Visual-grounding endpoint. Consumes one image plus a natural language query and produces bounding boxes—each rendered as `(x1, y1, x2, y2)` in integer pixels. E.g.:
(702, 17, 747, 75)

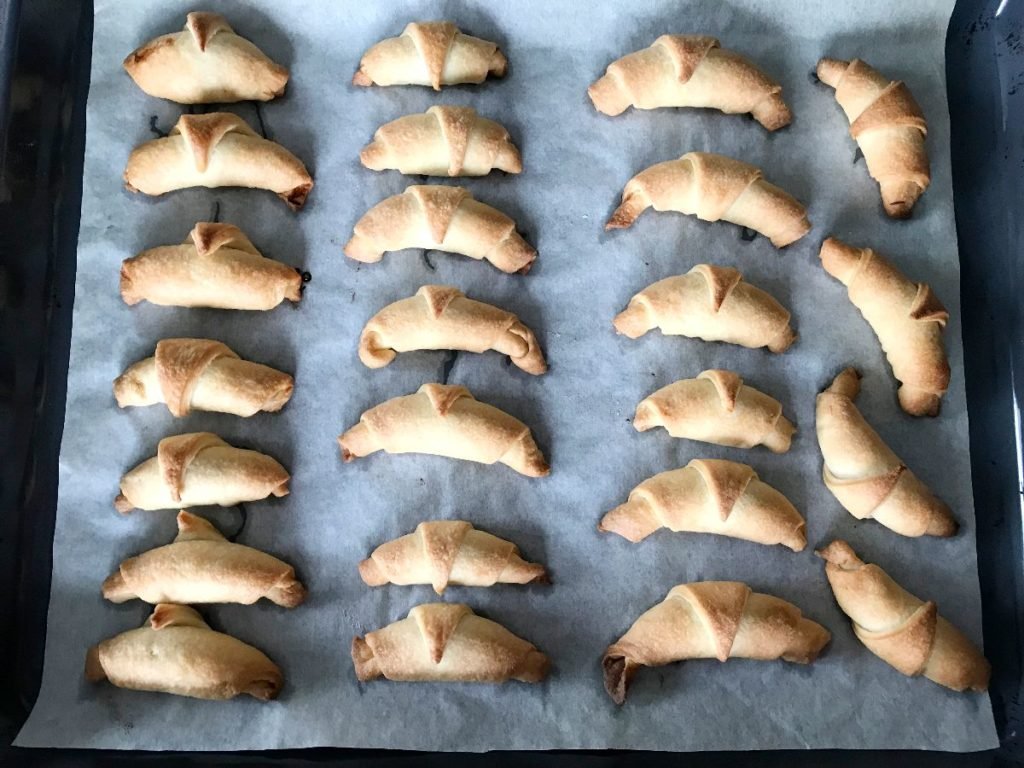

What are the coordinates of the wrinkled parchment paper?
(16, 0, 998, 752)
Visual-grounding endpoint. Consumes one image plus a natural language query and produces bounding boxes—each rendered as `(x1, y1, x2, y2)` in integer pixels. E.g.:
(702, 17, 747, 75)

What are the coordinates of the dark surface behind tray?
(0, 0, 1021, 764)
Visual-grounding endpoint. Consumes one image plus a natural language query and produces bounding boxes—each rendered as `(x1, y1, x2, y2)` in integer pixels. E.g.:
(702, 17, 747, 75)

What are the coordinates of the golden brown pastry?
(603, 581, 830, 704)
(634, 369, 795, 453)
(820, 238, 949, 417)
(85, 604, 282, 700)
(339, 383, 548, 477)
(344, 185, 536, 274)
(114, 338, 293, 417)
(817, 540, 989, 692)
(361, 105, 521, 176)
(359, 520, 546, 594)
(103, 511, 306, 607)
(599, 459, 806, 551)
(607, 152, 810, 247)
(115, 432, 290, 513)
(123, 12, 288, 103)
(359, 285, 546, 374)
(589, 35, 790, 130)
(816, 368, 956, 537)
(124, 113, 313, 209)
(613, 265, 795, 352)
(120, 222, 302, 310)
(816, 58, 929, 218)
(352, 603, 549, 683)
(353, 21, 507, 90)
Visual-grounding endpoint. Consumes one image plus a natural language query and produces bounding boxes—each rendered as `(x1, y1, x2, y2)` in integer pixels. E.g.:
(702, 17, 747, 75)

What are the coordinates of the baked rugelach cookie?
(114, 338, 293, 417)
(603, 581, 830, 704)
(339, 383, 548, 477)
(820, 238, 949, 416)
(634, 369, 795, 453)
(120, 222, 302, 310)
(607, 152, 810, 247)
(353, 21, 507, 89)
(103, 511, 306, 607)
(817, 540, 989, 692)
(613, 264, 795, 352)
(352, 603, 549, 683)
(361, 106, 521, 176)
(344, 185, 536, 274)
(123, 12, 288, 103)
(816, 368, 956, 537)
(599, 459, 806, 550)
(124, 113, 313, 209)
(816, 58, 929, 217)
(589, 35, 790, 130)
(115, 432, 290, 513)
(85, 604, 282, 700)
(359, 520, 547, 594)
(359, 285, 546, 374)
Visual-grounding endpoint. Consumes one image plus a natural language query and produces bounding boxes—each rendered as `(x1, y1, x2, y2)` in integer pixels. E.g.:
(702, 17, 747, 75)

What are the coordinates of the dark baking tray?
(0, 0, 1020, 764)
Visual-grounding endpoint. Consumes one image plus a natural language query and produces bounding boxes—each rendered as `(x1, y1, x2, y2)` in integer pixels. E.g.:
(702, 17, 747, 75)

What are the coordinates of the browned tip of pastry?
(497, 143, 523, 174)
(503, 558, 549, 586)
(770, 210, 812, 248)
(601, 653, 638, 705)
(815, 58, 849, 88)
(516, 650, 550, 683)
(612, 303, 651, 339)
(492, 236, 537, 275)
(588, 75, 629, 116)
(631, 401, 659, 433)
(785, 620, 832, 664)
(351, 636, 380, 681)
(281, 181, 313, 211)
(271, 479, 290, 498)
(264, 375, 295, 412)
(490, 48, 508, 78)
(358, 142, 387, 171)
(271, 572, 307, 608)
(101, 570, 134, 603)
(358, 557, 389, 586)
(598, 502, 661, 542)
(881, 180, 924, 219)
(113, 493, 135, 514)
(84, 645, 106, 683)
(352, 68, 373, 87)
(343, 235, 383, 264)
(899, 387, 942, 418)
(824, 367, 862, 400)
(818, 236, 861, 282)
(112, 370, 143, 407)
(764, 415, 796, 454)
(245, 667, 283, 701)
(814, 539, 864, 570)
(338, 423, 373, 462)
(752, 95, 792, 132)
(606, 192, 646, 230)
(119, 261, 142, 306)
(769, 325, 797, 354)
(926, 512, 959, 537)
(786, 521, 809, 553)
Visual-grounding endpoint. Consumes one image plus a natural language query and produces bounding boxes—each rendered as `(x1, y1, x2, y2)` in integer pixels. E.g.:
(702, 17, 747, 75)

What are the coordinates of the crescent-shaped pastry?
(120, 222, 302, 310)
(817, 540, 989, 692)
(114, 338, 293, 417)
(359, 285, 546, 374)
(115, 432, 290, 513)
(85, 603, 282, 700)
(599, 459, 806, 550)
(344, 185, 536, 274)
(634, 369, 795, 453)
(351, 603, 549, 683)
(124, 112, 313, 209)
(607, 151, 811, 248)
(359, 520, 547, 594)
(816, 58, 929, 218)
(613, 264, 795, 352)
(820, 238, 949, 416)
(338, 383, 548, 477)
(123, 12, 288, 103)
(353, 21, 507, 90)
(603, 581, 830, 704)
(589, 35, 791, 130)
(816, 368, 956, 537)
(360, 105, 521, 176)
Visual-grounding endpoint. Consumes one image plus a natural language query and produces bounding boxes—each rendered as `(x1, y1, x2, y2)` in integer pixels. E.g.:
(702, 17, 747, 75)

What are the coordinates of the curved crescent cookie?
(124, 113, 313, 209)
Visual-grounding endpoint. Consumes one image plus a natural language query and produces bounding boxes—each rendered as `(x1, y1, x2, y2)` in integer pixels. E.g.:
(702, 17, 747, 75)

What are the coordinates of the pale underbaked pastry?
(115, 432, 290, 513)
(103, 510, 306, 607)
(124, 113, 313, 209)
(359, 285, 546, 374)
(339, 383, 548, 477)
(120, 222, 302, 310)
(589, 35, 790, 130)
(607, 151, 810, 247)
(344, 185, 536, 274)
(353, 21, 507, 89)
(816, 368, 956, 537)
(599, 458, 806, 551)
(352, 603, 549, 683)
(634, 369, 795, 453)
(817, 540, 989, 692)
(361, 105, 521, 176)
(114, 338, 293, 417)
(820, 237, 949, 417)
(817, 58, 929, 218)
(614, 264, 794, 352)
(86, 603, 282, 700)
(603, 581, 830, 704)
(123, 12, 288, 103)
(359, 520, 546, 594)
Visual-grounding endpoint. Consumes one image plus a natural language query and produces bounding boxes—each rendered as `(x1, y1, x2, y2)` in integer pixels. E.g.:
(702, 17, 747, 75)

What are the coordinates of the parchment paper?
(16, 0, 998, 752)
